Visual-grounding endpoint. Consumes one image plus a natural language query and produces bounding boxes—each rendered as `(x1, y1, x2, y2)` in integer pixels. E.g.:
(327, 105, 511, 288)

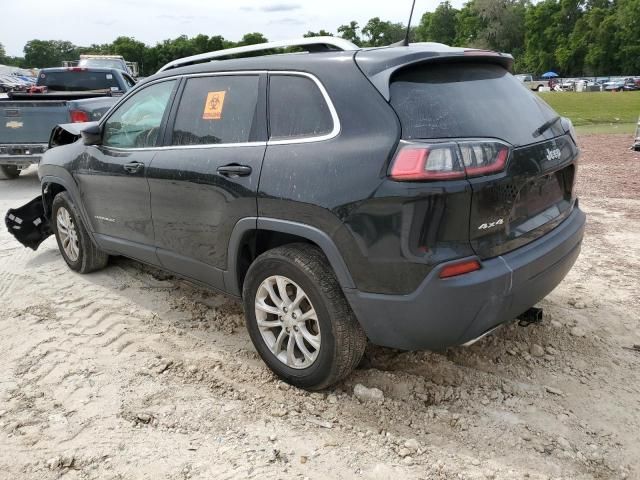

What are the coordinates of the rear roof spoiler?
(355, 46, 514, 101)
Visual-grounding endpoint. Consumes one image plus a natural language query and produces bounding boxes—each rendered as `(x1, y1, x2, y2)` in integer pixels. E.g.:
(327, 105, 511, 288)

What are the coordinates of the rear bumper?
(344, 206, 586, 350)
(0, 144, 47, 165)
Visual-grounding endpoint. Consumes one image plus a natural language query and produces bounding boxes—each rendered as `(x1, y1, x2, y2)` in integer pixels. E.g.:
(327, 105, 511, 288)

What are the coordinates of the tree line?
(1, 0, 638, 77)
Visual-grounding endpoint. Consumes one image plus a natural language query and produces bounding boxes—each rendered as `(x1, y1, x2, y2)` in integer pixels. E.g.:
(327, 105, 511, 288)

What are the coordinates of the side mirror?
(81, 123, 102, 146)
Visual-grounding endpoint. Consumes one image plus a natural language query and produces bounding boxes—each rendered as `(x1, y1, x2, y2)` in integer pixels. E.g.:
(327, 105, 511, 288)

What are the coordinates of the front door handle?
(123, 161, 144, 174)
(217, 164, 252, 177)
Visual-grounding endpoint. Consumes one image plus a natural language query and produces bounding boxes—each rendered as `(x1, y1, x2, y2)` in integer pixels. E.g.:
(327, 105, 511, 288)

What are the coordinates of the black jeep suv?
(6, 38, 585, 389)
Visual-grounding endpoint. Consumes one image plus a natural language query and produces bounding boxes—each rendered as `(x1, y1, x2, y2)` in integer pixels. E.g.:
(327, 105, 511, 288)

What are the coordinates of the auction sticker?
(203, 91, 226, 120)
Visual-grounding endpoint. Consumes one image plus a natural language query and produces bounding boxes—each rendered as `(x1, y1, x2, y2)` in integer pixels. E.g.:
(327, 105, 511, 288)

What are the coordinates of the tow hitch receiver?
(5, 196, 52, 250)
(518, 307, 544, 327)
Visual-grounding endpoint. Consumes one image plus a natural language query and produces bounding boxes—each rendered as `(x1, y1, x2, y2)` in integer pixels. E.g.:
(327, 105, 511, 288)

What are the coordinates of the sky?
(1, 0, 466, 57)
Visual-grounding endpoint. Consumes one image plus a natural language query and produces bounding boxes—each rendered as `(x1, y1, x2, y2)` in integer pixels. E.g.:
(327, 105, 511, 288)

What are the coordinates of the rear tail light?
(66, 67, 88, 72)
(389, 140, 510, 182)
(70, 110, 90, 123)
(439, 259, 482, 279)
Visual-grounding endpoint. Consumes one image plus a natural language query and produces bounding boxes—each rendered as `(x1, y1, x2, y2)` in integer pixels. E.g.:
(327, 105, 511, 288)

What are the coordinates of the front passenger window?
(103, 80, 175, 149)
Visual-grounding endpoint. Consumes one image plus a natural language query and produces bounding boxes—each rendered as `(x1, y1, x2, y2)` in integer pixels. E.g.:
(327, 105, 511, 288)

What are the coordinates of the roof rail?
(157, 37, 360, 73)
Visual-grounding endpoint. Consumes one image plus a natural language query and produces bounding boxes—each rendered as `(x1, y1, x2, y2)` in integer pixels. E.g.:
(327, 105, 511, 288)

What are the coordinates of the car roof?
(147, 43, 513, 100)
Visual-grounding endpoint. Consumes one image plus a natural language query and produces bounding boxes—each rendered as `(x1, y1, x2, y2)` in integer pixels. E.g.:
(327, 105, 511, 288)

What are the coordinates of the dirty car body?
(6, 39, 585, 387)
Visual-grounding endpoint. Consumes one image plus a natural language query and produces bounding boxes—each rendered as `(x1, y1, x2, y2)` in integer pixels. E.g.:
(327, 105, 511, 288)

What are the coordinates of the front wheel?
(243, 244, 367, 390)
(52, 192, 109, 273)
(0, 165, 20, 180)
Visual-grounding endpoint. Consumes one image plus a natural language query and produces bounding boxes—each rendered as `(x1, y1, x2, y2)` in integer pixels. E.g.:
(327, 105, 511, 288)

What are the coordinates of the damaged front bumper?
(5, 196, 52, 250)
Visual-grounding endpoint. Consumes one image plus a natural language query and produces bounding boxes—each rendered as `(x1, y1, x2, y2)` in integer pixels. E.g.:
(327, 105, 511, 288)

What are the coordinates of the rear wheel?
(0, 165, 20, 180)
(52, 192, 109, 273)
(243, 244, 367, 390)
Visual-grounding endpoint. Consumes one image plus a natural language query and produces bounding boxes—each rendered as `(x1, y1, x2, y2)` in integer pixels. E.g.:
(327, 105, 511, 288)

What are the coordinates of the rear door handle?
(123, 161, 144, 174)
(217, 164, 252, 177)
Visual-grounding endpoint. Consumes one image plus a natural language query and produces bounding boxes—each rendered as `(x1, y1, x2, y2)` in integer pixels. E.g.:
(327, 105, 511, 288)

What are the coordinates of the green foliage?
(337, 21, 362, 47)
(23, 40, 78, 69)
(361, 17, 406, 46)
(416, 1, 458, 45)
(3, 1, 639, 76)
(303, 30, 334, 38)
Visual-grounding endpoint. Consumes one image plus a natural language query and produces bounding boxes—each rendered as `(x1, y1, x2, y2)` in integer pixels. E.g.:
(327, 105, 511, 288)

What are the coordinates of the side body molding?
(224, 217, 356, 296)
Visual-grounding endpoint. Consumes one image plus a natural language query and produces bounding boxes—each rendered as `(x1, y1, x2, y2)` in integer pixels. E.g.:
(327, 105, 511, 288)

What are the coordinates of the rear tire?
(0, 165, 20, 180)
(52, 192, 109, 273)
(243, 244, 367, 390)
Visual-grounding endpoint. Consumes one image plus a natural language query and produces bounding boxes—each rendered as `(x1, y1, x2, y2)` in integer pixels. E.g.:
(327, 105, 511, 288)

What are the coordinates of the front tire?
(243, 244, 367, 390)
(52, 192, 109, 273)
(0, 165, 20, 180)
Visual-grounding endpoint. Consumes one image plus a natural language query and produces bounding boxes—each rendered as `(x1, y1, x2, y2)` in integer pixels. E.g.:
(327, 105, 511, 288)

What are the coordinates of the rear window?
(38, 71, 121, 92)
(390, 63, 563, 147)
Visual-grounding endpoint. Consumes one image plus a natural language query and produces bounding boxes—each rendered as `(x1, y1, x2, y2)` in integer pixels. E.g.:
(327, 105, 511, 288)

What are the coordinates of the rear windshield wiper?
(532, 116, 561, 138)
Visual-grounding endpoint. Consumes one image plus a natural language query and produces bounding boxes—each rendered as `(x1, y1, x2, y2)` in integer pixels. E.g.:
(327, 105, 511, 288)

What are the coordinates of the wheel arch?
(41, 174, 95, 238)
(225, 217, 356, 297)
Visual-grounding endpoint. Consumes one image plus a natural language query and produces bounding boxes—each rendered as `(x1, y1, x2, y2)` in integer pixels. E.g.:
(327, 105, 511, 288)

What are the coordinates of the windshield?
(389, 63, 564, 147)
(38, 71, 121, 92)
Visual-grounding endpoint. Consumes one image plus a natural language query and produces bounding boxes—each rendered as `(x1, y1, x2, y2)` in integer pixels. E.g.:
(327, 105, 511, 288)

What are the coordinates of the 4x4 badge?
(478, 219, 504, 230)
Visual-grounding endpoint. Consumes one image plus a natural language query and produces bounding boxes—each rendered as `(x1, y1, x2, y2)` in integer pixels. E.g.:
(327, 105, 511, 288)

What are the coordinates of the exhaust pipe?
(518, 307, 543, 326)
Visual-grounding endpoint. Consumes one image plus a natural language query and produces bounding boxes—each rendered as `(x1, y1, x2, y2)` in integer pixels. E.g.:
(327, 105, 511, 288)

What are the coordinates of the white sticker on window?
(106, 74, 113, 80)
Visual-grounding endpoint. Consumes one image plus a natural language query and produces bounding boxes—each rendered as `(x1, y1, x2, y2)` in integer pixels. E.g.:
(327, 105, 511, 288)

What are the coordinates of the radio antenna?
(403, 0, 417, 46)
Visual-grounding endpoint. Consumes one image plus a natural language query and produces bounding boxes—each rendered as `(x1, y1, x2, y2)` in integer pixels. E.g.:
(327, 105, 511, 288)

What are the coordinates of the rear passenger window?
(269, 75, 333, 140)
(171, 75, 259, 146)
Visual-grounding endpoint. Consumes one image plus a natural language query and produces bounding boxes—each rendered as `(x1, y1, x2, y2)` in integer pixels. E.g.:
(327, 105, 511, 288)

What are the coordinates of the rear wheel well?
(236, 230, 316, 292)
(42, 182, 67, 218)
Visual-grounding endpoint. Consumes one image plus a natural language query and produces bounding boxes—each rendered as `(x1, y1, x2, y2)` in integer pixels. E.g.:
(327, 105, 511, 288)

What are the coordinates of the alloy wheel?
(254, 275, 321, 369)
(56, 207, 80, 262)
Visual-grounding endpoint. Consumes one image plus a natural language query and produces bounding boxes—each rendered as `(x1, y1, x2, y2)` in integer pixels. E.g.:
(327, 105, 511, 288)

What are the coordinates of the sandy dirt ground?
(1, 134, 639, 480)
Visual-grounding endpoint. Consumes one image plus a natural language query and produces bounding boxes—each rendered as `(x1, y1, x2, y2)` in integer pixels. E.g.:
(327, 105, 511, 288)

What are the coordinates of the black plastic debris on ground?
(5, 196, 52, 250)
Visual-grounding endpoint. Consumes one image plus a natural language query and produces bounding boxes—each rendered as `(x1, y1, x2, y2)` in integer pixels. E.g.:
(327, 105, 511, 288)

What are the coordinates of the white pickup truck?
(515, 74, 547, 91)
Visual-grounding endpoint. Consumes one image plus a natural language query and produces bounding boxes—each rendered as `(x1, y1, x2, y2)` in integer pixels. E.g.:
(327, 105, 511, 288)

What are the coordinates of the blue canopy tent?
(542, 71, 559, 78)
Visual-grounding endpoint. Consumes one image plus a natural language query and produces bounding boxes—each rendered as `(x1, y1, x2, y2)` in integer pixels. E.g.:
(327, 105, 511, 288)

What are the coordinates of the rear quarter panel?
(258, 57, 474, 295)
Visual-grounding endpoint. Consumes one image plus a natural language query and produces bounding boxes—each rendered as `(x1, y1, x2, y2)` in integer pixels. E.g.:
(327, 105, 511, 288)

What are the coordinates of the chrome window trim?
(101, 70, 340, 153)
(266, 71, 341, 146)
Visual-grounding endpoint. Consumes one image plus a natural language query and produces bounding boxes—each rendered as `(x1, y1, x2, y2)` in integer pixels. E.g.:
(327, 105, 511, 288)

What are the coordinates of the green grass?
(538, 91, 640, 134)
(573, 123, 636, 135)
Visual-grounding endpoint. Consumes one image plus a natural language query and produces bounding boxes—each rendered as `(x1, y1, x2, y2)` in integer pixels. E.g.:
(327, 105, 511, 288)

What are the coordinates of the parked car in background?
(0, 74, 26, 92)
(6, 75, 34, 90)
(6, 38, 585, 389)
(622, 78, 638, 91)
(515, 74, 546, 91)
(604, 78, 627, 91)
(0, 67, 135, 179)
